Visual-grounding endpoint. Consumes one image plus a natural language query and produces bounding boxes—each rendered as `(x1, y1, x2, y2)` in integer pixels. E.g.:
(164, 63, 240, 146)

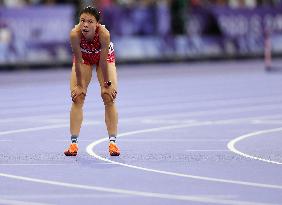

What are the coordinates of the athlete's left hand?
(103, 86, 117, 101)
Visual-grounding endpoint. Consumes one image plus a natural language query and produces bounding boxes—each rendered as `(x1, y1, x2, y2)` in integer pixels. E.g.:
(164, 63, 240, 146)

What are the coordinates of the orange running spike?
(64, 143, 78, 156)
(109, 143, 120, 156)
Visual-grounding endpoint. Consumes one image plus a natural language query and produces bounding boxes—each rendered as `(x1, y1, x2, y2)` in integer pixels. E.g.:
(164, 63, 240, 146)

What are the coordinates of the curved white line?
(86, 125, 282, 190)
(0, 119, 281, 204)
(0, 172, 271, 205)
(228, 127, 282, 165)
(0, 121, 269, 204)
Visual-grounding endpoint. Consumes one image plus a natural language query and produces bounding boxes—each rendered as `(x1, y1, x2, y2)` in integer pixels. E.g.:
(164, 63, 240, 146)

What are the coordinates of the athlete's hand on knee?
(71, 85, 86, 102)
(102, 87, 117, 102)
(110, 87, 117, 100)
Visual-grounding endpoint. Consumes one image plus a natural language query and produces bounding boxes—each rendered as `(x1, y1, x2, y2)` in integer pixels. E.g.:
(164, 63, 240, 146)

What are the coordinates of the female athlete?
(64, 6, 120, 157)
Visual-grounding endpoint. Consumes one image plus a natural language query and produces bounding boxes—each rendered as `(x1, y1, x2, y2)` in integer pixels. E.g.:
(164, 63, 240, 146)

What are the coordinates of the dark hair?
(79, 6, 101, 22)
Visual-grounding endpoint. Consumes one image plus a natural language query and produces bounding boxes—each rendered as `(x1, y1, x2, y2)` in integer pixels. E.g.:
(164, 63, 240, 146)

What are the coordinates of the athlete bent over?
(64, 6, 120, 156)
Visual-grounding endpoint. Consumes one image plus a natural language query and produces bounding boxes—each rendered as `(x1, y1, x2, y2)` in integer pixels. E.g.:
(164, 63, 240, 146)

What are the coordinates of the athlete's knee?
(72, 93, 86, 105)
(101, 92, 114, 106)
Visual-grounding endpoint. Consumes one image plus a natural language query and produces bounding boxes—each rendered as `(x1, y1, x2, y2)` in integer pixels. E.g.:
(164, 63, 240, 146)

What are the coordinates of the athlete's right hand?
(71, 85, 86, 102)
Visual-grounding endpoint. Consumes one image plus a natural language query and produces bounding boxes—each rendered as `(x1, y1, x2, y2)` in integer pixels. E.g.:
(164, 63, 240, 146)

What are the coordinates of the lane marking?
(0, 116, 281, 204)
(252, 120, 282, 125)
(1, 117, 281, 189)
(86, 124, 282, 190)
(0, 113, 280, 138)
(1, 95, 282, 116)
(0, 163, 110, 166)
(0, 124, 69, 136)
(227, 127, 282, 165)
(0, 164, 69, 166)
(0, 173, 276, 205)
(0, 194, 236, 200)
(0, 198, 53, 205)
(0, 121, 98, 136)
(120, 139, 230, 142)
(55, 139, 230, 142)
(0, 116, 235, 137)
(1, 103, 282, 125)
(185, 149, 230, 152)
(0, 194, 130, 199)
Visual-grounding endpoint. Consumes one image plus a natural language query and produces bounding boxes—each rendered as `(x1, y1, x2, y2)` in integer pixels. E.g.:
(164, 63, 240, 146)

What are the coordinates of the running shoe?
(109, 143, 120, 156)
(64, 143, 78, 156)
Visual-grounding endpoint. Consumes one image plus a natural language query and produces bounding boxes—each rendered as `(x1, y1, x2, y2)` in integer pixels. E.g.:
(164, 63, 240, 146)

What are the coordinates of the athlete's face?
(79, 13, 98, 38)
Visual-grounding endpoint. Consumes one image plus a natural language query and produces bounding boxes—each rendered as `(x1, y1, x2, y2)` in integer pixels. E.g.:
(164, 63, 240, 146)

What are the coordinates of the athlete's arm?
(70, 26, 85, 101)
(70, 27, 83, 88)
(98, 26, 111, 85)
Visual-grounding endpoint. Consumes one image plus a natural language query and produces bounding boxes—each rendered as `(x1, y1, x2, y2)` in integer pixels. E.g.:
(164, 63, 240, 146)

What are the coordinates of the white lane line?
(141, 119, 197, 124)
(0, 163, 110, 166)
(1, 102, 282, 124)
(0, 117, 218, 138)
(0, 113, 279, 139)
(86, 124, 282, 190)
(54, 140, 97, 142)
(1, 94, 282, 116)
(0, 124, 68, 136)
(0, 117, 281, 204)
(0, 173, 277, 205)
(121, 139, 230, 142)
(0, 121, 98, 136)
(134, 103, 282, 119)
(0, 198, 53, 205)
(0, 194, 236, 200)
(55, 139, 230, 142)
(252, 120, 282, 124)
(0, 94, 273, 109)
(227, 127, 282, 165)
(0, 194, 130, 199)
(185, 150, 230, 152)
(0, 164, 73, 166)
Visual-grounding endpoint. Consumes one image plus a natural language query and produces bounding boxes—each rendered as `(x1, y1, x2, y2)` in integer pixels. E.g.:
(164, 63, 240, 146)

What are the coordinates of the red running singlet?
(74, 25, 115, 66)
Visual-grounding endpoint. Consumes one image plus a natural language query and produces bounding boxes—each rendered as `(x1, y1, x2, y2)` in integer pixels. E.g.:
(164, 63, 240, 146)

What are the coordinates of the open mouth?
(82, 29, 89, 33)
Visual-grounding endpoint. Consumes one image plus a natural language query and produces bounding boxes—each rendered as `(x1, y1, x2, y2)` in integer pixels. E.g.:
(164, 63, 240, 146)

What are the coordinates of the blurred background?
(1, 0, 282, 69)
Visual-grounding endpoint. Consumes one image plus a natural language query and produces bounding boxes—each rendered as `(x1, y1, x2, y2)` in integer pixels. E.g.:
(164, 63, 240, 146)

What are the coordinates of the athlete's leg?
(96, 63, 120, 156)
(70, 63, 93, 140)
(96, 62, 118, 136)
(65, 63, 93, 156)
